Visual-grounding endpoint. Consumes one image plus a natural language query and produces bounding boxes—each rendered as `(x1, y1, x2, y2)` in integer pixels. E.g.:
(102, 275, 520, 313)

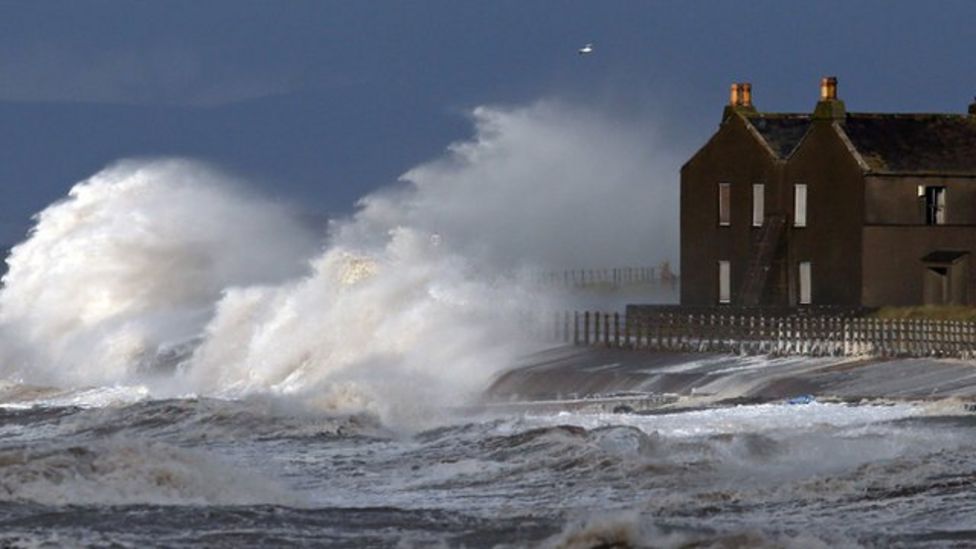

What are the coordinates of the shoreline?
(486, 345, 976, 413)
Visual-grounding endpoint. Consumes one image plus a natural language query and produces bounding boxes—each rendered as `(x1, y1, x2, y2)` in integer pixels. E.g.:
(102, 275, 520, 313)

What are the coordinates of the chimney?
(723, 82, 757, 121)
(740, 83, 753, 107)
(728, 83, 753, 108)
(969, 96, 976, 117)
(813, 75, 845, 120)
(820, 76, 838, 101)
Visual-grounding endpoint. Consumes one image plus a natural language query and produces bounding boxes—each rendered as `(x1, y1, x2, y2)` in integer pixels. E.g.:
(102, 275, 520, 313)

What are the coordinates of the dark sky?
(1, 0, 975, 245)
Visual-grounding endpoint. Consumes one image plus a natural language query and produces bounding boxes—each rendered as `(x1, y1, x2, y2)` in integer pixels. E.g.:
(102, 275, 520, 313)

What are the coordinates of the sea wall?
(488, 346, 976, 404)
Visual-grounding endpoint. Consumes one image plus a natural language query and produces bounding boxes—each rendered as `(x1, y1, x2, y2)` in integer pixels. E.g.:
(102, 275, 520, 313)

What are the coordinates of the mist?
(341, 100, 680, 272)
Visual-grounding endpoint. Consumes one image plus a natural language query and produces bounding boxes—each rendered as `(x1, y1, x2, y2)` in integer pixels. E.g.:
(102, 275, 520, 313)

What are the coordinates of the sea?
(0, 383, 973, 547)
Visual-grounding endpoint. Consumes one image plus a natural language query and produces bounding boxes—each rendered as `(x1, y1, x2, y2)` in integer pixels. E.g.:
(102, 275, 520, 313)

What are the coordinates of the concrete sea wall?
(488, 346, 976, 407)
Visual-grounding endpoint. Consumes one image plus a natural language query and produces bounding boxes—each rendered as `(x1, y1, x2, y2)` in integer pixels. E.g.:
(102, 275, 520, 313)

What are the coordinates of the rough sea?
(0, 385, 973, 547)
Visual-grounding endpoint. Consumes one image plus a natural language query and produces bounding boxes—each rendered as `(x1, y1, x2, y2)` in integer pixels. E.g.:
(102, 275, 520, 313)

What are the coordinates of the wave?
(0, 159, 318, 388)
(0, 392, 389, 448)
(542, 511, 855, 548)
(0, 101, 681, 427)
(0, 439, 299, 506)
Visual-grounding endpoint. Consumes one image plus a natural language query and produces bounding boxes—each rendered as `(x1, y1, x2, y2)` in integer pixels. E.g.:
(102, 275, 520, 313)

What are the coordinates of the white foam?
(0, 384, 150, 410)
(0, 101, 682, 427)
(0, 159, 318, 387)
(515, 402, 924, 438)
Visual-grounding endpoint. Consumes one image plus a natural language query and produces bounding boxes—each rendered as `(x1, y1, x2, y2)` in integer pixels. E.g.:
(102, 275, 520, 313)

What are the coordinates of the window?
(794, 184, 807, 227)
(919, 185, 946, 225)
(752, 184, 764, 227)
(798, 261, 812, 305)
(718, 260, 731, 304)
(718, 183, 731, 226)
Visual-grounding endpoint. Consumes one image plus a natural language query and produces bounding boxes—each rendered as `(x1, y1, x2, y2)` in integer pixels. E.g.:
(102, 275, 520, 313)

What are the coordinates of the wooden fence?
(547, 310, 976, 359)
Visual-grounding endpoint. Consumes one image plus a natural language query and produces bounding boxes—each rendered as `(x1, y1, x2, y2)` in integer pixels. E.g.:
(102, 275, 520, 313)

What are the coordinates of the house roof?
(743, 114, 811, 159)
(839, 114, 976, 174)
(740, 109, 976, 174)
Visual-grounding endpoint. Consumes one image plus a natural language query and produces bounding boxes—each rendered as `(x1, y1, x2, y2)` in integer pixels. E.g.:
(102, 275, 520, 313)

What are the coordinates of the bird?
(578, 43, 593, 55)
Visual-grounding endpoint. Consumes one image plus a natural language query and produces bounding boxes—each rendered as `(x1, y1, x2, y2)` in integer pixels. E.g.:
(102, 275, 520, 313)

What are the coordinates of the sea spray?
(340, 101, 680, 271)
(0, 101, 681, 424)
(0, 159, 319, 386)
(184, 227, 549, 425)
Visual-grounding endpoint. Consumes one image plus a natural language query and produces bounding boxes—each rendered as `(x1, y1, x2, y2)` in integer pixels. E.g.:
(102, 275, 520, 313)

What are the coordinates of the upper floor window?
(794, 184, 808, 227)
(718, 182, 731, 226)
(752, 184, 765, 227)
(919, 185, 946, 225)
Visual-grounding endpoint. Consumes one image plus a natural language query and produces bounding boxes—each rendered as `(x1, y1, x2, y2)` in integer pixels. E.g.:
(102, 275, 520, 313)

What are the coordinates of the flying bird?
(578, 43, 593, 55)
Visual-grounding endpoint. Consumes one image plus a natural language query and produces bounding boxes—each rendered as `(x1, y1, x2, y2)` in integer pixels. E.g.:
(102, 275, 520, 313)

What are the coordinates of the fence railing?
(547, 310, 976, 359)
(531, 265, 678, 289)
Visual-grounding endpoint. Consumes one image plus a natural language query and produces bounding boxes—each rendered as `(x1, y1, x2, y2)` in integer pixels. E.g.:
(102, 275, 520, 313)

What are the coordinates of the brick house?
(681, 77, 976, 307)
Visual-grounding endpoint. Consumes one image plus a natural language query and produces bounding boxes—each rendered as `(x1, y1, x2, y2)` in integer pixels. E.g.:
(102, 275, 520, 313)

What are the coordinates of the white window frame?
(799, 261, 812, 305)
(718, 260, 731, 304)
(752, 183, 764, 227)
(794, 184, 808, 227)
(918, 185, 947, 225)
(718, 182, 731, 227)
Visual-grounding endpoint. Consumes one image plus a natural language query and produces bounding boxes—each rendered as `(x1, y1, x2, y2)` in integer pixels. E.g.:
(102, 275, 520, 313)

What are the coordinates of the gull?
(578, 43, 593, 55)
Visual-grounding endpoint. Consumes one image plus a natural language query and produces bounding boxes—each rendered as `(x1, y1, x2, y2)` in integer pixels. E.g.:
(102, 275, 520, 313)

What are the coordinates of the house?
(680, 77, 976, 308)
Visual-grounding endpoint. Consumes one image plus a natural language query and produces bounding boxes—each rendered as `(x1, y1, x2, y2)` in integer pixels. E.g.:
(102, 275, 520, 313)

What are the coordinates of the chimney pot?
(820, 76, 838, 101)
(740, 83, 752, 107)
(723, 82, 757, 122)
(729, 83, 741, 106)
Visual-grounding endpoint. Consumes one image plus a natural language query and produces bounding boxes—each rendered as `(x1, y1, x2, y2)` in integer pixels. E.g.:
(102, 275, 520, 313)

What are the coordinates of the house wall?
(784, 121, 865, 306)
(680, 114, 783, 306)
(865, 175, 976, 225)
(862, 226, 976, 306)
(681, 108, 976, 309)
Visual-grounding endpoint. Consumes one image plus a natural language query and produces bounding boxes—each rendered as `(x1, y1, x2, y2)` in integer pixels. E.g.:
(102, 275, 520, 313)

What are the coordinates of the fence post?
(667, 313, 676, 351)
(614, 312, 621, 348)
(751, 314, 759, 355)
(584, 311, 591, 345)
(573, 311, 579, 345)
(639, 314, 648, 349)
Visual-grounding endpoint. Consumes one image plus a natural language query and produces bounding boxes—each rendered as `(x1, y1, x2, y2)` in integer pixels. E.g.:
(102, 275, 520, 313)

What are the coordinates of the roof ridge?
(746, 112, 810, 118)
(846, 112, 971, 119)
(841, 112, 976, 173)
(745, 111, 973, 119)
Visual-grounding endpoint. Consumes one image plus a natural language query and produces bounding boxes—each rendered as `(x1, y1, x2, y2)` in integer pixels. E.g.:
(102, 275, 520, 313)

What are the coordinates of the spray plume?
(0, 101, 680, 425)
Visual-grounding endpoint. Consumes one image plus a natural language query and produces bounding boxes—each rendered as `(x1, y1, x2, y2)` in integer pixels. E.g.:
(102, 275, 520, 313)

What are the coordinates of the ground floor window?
(798, 261, 812, 305)
(718, 260, 731, 304)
